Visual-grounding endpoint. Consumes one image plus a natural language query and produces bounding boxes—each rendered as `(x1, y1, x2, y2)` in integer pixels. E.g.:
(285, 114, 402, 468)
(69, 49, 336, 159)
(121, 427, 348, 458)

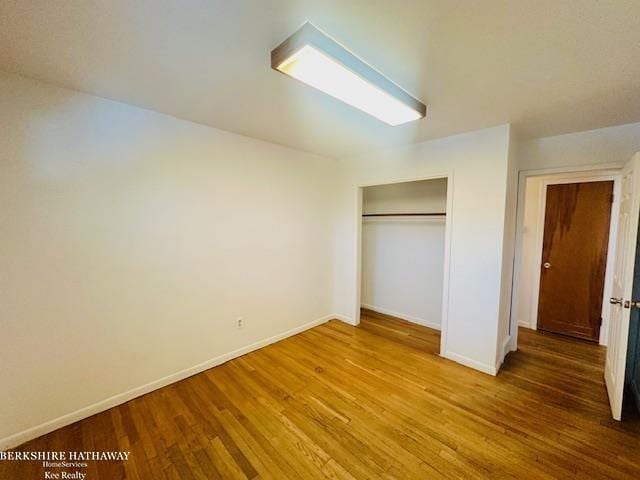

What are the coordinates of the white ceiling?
(2, 0, 640, 158)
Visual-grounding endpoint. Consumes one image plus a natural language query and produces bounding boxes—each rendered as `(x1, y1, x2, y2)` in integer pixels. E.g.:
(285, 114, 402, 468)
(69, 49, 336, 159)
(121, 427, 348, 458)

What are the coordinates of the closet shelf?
(362, 212, 446, 217)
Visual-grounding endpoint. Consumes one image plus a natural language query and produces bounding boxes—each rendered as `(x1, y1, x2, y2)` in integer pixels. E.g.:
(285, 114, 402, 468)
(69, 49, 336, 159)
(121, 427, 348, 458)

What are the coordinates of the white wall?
(333, 125, 514, 375)
(0, 72, 341, 447)
(361, 179, 447, 329)
(518, 122, 640, 171)
(362, 179, 447, 214)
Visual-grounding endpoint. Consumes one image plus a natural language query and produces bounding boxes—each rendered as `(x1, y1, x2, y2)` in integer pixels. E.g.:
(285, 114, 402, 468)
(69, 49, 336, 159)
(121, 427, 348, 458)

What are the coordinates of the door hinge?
(611, 193, 615, 203)
(600, 317, 603, 326)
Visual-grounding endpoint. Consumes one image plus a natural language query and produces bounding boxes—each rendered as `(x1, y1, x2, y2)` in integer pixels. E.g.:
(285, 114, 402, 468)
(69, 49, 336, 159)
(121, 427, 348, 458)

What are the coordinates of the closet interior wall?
(360, 178, 448, 329)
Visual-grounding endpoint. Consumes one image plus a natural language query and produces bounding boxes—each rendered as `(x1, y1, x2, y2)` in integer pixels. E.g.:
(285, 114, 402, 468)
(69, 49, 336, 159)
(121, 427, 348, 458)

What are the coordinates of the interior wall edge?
(495, 334, 512, 373)
(331, 313, 355, 325)
(0, 314, 336, 452)
(496, 124, 519, 372)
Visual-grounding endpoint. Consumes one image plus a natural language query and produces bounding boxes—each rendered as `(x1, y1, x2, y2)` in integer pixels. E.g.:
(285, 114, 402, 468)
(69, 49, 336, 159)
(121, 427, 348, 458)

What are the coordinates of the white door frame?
(353, 172, 454, 356)
(532, 174, 620, 344)
(510, 163, 623, 351)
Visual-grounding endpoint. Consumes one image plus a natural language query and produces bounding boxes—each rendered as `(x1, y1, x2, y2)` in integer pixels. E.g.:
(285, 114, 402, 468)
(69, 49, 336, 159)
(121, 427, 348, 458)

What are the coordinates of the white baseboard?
(0, 314, 334, 451)
(332, 313, 354, 325)
(361, 304, 441, 330)
(518, 320, 533, 328)
(495, 335, 512, 373)
(441, 350, 497, 376)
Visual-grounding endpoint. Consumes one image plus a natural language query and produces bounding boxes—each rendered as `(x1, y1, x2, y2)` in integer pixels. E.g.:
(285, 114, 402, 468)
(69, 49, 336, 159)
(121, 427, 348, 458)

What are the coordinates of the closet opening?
(356, 177, 450, 355)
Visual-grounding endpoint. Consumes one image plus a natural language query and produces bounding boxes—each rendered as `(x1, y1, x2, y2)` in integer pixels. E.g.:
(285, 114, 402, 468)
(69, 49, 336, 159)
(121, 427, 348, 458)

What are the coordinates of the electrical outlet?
(236, 317, 244, 329)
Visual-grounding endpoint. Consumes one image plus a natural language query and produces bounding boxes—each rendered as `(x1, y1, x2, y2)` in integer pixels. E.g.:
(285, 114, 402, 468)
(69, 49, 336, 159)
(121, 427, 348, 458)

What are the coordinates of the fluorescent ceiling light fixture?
(271, 23, 426, 126)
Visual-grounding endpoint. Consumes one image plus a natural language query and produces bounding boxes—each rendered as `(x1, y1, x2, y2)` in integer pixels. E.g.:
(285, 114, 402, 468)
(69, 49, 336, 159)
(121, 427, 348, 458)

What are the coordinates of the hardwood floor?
(3, 310, 639, 479)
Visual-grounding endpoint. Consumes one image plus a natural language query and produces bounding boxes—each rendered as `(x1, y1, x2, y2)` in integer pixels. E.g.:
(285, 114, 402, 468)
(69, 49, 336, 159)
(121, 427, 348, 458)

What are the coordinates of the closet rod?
(362, 212, 446, 217)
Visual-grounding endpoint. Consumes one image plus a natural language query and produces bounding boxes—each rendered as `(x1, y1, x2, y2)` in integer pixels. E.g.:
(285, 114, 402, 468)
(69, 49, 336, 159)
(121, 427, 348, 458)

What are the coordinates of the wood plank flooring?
(2, 309, 639, 479)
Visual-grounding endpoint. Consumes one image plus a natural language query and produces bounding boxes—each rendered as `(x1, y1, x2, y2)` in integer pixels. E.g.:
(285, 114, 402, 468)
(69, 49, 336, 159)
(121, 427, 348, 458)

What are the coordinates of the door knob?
(543, 262, 551, 269)
(610, 297, 623, 305)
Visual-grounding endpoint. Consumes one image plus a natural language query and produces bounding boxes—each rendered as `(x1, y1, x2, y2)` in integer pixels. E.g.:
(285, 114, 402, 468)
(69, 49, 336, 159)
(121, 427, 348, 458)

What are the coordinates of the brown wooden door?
(537, 181, 614, 341)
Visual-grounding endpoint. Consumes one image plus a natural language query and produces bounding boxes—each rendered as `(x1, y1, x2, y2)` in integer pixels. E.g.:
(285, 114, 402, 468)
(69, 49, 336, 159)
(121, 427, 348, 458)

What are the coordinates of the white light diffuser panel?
(271, 23, 426, 126)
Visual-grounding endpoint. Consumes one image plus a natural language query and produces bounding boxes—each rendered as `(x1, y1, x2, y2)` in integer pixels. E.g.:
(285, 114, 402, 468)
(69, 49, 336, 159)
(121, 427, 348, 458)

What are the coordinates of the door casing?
(530, 174, 621, 345)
